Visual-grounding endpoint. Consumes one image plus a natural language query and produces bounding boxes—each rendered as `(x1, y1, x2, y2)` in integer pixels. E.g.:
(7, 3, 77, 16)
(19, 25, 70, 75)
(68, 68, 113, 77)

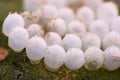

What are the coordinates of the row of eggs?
(5, 26, 120, 71)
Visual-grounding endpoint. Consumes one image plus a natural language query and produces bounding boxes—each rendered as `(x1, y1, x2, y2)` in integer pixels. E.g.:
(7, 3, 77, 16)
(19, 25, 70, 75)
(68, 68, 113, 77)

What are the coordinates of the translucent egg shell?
(103, 46, 120, 71)
(84, 47, 104, 71)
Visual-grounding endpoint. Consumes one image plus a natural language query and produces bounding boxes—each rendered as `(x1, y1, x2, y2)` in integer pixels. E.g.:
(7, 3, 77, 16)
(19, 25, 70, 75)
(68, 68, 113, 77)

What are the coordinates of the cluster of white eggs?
(2, 0, 120, 71)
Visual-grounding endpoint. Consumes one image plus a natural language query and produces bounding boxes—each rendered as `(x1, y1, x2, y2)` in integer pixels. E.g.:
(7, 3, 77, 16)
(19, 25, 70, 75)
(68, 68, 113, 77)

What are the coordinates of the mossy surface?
(0, 0, 120, 80)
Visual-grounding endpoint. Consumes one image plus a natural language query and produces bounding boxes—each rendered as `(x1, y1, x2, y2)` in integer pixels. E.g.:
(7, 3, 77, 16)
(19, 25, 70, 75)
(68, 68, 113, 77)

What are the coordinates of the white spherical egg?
(83, 0, 103, 10)
(8, 27, 29, 52)
(102, 31, 120, 50)
(89, 20, 109, 39)
(27, 24, 44, 38)
(84, 47, 104, 71)
(2, 13, 25, 36)
(46, 0, 66, 9)
(26, 36, 47, 64)
(45, 32, 62, 46)
(81, 32, 101, 51)
(21, 11, 39, 28)
(65, 48, 85, 70)
(36, 5, 58, 27)
(97, 2, 118, 24)
(58, 7, 75, 24)
(67, 20, 86, 37)
(103, 46, 120, 71)
(76, 6, 95, 27)
(47, 18, 66, 37)
(44, 45, 66, 71)
(111, 16, 120, 33)
(62, 34, 82, 51)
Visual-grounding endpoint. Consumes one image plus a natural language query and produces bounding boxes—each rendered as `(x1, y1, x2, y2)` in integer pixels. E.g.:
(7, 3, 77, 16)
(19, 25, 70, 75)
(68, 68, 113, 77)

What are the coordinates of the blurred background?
(0, 0, 120, 21)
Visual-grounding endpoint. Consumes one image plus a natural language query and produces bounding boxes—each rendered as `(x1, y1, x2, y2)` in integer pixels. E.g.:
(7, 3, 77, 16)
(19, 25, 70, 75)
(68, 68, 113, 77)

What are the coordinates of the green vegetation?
(0, 0, 120, 80)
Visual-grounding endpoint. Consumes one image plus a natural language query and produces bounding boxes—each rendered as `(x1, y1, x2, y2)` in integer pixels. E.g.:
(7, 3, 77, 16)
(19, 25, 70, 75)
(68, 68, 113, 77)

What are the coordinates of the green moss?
(0, 0, 23, 21)
(0, 0, 120, 80)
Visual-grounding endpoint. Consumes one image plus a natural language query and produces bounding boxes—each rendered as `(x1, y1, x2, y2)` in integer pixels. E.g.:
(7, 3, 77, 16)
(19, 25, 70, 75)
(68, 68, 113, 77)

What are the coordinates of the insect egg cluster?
(2, 0, 120, 71)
